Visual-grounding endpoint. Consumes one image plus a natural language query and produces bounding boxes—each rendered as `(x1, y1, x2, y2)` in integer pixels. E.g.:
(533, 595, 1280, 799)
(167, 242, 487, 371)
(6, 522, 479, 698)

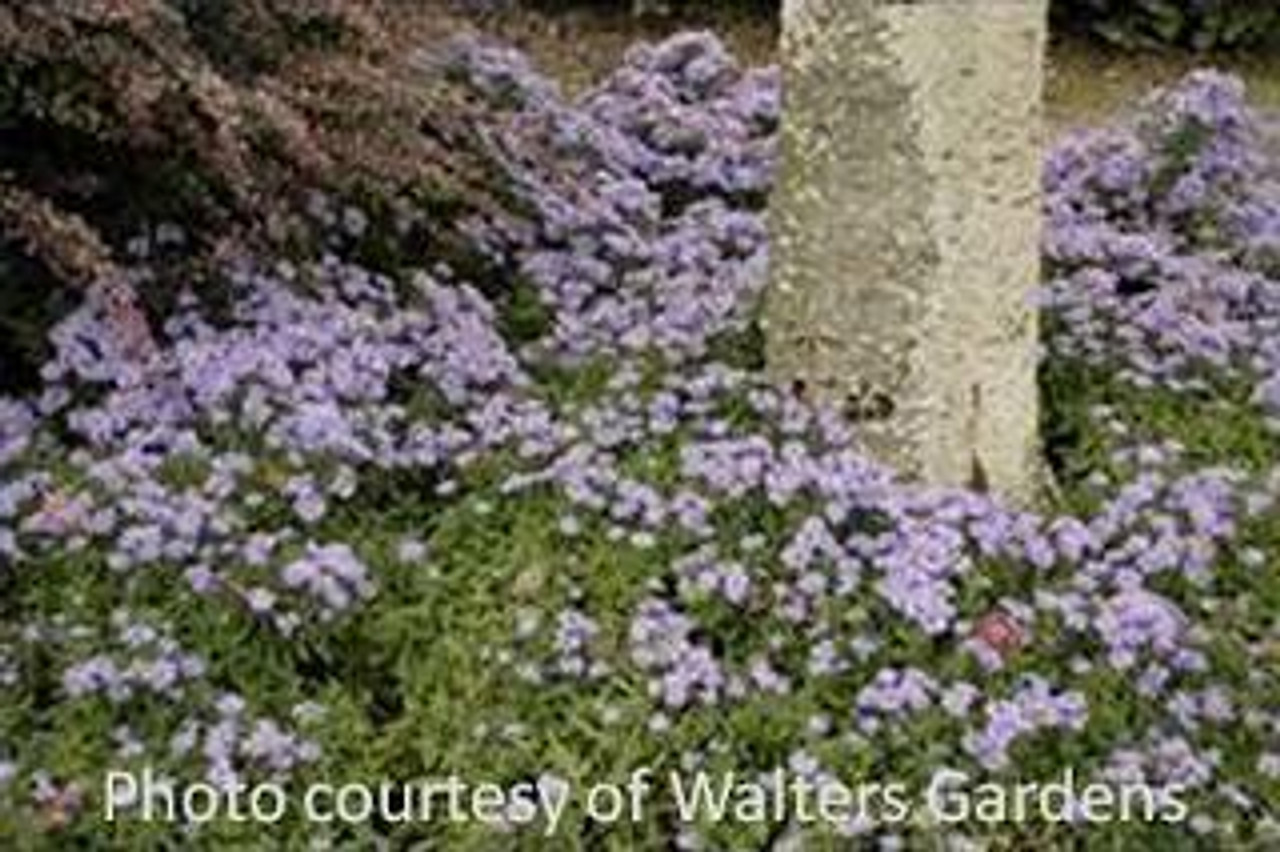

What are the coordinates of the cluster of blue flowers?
(0, 33, 1276, 847)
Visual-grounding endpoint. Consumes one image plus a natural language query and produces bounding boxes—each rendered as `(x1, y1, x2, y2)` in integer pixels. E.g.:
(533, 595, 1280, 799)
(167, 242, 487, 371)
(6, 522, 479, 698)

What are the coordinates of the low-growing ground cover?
(0, 32, 1277, 850)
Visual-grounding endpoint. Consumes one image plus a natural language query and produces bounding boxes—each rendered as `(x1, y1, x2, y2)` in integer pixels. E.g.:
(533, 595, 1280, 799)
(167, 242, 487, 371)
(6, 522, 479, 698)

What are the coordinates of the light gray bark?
(766, 0, 1048, 502)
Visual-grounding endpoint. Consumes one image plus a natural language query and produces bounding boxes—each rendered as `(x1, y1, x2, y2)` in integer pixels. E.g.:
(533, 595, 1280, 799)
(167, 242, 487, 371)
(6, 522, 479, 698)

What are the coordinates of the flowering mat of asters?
(1, 32, 1279, 849)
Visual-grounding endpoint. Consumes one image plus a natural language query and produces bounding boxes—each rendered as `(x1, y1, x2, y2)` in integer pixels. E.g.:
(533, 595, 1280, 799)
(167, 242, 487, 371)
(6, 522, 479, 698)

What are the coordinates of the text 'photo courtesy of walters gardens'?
(1, 0, 1279, 848)
(103, 768, 1188, 834)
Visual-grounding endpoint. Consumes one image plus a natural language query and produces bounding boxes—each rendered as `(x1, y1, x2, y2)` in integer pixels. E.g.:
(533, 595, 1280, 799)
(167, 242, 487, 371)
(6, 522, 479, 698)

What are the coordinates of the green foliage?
(1051, 1, 1277, 51)
(172, 0, 357, 80)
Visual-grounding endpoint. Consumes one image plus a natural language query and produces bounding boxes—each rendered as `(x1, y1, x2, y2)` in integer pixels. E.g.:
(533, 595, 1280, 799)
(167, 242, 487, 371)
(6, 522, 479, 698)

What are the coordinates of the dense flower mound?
(0, 34, 1277, 849)
(1045, 72, 1280, 422)
(448, 32, 777, 359)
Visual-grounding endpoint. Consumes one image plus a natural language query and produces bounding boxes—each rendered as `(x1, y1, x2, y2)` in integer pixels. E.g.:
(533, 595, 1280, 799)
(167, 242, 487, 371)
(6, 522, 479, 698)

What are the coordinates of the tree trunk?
(766, 0, 1048, 502)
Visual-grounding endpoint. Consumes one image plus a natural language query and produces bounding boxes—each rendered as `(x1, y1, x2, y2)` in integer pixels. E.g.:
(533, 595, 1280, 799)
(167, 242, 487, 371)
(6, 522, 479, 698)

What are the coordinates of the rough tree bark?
(765, 0, 1048, 502)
